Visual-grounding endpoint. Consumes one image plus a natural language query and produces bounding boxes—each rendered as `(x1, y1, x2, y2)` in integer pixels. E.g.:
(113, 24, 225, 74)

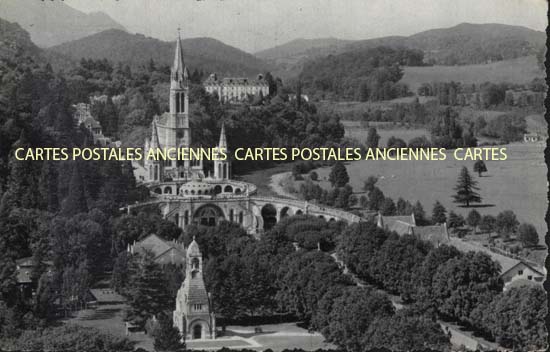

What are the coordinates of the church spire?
(173, 30, 185, 73)
(218, 122, 227, 150)
(172, 29, 189, 85)
(151, 119, 160, 148)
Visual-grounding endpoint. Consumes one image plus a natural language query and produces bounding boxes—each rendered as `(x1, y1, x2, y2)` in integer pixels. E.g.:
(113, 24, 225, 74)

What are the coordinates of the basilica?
(132, 34, 360, 236)
(129, 34, 363, 340)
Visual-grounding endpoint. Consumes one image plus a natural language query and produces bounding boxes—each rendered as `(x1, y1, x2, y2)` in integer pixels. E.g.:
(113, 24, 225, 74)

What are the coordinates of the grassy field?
(313, 142, 547, 242)
(401, 55, 543, 92)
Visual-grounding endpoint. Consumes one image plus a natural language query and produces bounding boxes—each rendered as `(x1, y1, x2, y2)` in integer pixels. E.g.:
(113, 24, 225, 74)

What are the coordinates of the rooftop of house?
(130, 233, 186, 262)
(15, 257, 53, 284)
(376, 213, 416, 236)
(412, 224, 450, 246)
(89, 289, 126, 303)
(448, 237, 545, 277)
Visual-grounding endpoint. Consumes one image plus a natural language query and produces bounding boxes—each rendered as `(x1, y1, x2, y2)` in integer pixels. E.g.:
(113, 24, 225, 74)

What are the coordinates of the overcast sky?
(64, 0, 547, 53)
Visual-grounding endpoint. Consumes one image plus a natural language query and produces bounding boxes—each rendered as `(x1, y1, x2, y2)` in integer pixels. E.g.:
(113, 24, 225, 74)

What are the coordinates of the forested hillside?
(298, 46, 423, 101)
(48, 29, 270, 76)
(403, 23, 545, 65)
(258, 23, 545, 80)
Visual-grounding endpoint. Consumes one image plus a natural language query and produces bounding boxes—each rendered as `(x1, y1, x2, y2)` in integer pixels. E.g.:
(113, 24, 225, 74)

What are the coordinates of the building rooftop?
(89, 289, 126, 303)
(130, 234, 186, 265)
(412, 224, 450, 246)
(448, 237, 544, 276)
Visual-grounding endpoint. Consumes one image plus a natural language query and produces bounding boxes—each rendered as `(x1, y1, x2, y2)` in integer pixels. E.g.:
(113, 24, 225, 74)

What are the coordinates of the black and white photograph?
(0, 0, 547, 351)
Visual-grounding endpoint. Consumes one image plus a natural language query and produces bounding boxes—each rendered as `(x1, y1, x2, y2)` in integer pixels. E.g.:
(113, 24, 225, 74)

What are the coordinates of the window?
(518, 270, 523, 275)
(179, 93, 185, 113)
(193, 304, 203, 311)
(527, 275, 532, 280)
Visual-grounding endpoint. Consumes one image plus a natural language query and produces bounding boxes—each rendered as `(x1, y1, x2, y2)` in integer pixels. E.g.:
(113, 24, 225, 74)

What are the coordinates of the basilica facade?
(132, 34, 361, 235)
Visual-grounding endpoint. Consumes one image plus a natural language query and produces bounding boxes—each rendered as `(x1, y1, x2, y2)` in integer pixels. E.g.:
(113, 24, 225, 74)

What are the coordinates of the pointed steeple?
(173, 30, 185, 75)
(151, 119, 160, 148)
(218, 122, 227, 150)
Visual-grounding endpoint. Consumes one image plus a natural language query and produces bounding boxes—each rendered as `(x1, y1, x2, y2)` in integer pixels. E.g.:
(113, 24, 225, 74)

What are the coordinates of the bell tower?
(214, 123, 231, 180)
(173, 238, 216, 340)
(169, 29, 190, 149)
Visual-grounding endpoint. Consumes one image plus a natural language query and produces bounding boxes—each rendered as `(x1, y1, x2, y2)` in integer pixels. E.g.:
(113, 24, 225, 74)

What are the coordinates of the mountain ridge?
(257, 23, 545, 80)
(0, 0, 126, 47)
(47, 29, 270, 76)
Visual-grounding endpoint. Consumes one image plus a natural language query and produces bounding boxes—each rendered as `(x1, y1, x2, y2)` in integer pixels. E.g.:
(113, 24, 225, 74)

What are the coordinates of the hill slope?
(397, 22, 545, 65)
(48, 29, 270, 76)
(401, 55, 544, 92)
(259, 23, 545, 79)
(0, 17, 41, 60)
(0, 0, 126, 47)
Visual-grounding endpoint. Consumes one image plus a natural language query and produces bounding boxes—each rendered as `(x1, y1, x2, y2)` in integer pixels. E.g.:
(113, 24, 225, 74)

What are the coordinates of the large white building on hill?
(203, 73, 269, 103)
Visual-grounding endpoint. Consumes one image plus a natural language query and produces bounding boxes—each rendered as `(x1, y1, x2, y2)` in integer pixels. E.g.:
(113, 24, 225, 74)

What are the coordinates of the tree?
(362, 176, 378, 192)
(61, 163, 88, 216)
(471, 286, 547, 350)
(452, 166, 481, 207)
(466, 209, 481, 231)
(336, 222, 388, 281)
(387, 136, 407, 149)
(396, 197, 413, 215)
(362, 310, 450, 351)
(153, 313, 185, 352)
(473, 160, 488, 177)
(365, 127, 380, 149)
(412, 201, 428, 226)
(380, 197, 396, 216)
(323, 286, 394, 352)
(479, 215, 496, 233)
(126, 250, 173, 328)
(447, 211, 465, 228)
(328, 162, 349, 188)
(407, 135, 431, 148)
(367, 187, 385, 211)
(495, 210, 519, 236)
(12, 324, 133, 351)
(517, 223, 539, 247)
(276, 251, 351, 323)
(431, 252, 502, 323)
(412, 244, 462, 310)
(431, 201, 447, 224)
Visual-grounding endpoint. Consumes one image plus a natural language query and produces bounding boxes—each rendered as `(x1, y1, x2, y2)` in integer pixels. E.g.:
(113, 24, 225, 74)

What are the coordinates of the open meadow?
(313, 142, 547, 242)
(400, 55, 543, 92)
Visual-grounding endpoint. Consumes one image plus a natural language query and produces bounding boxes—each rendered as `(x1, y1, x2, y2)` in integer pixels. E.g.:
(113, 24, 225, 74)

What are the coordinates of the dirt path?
(269, 171, 298, 199)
